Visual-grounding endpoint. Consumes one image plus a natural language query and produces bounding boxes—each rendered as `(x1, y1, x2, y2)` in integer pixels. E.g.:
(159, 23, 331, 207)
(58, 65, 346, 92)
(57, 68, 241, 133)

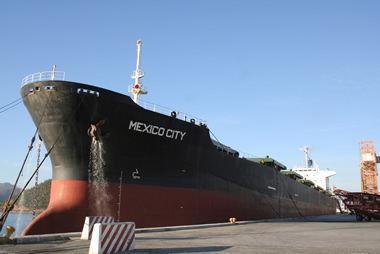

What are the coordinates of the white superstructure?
(292, 146, 336, 191)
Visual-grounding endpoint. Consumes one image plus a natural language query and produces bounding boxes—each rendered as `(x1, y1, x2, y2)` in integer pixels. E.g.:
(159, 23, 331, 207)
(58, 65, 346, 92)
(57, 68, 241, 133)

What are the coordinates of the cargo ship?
(20, 40, 336, 235)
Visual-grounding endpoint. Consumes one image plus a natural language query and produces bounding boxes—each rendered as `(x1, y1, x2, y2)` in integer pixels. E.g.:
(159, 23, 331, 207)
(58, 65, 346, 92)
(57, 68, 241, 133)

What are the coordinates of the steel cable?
(0, 93, 29, 114)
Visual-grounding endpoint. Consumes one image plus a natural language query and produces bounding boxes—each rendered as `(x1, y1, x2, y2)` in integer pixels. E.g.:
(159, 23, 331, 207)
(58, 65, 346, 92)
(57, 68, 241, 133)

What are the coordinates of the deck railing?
(136, 99, 208, 126)
(21, 71, 65, 87)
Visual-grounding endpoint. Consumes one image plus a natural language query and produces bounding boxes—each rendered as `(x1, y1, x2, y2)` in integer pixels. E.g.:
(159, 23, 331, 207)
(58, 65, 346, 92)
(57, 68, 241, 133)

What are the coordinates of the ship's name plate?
(129, 120, 186, 141)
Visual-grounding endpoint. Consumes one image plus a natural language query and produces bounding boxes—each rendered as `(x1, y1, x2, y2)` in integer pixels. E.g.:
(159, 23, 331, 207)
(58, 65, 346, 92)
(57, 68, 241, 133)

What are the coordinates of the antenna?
(129, 40, 148, 104)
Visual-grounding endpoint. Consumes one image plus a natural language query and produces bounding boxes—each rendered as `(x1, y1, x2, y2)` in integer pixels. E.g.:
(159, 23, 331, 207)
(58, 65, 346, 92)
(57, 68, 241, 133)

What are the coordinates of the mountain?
(0, 182, 21, 202)
(0, 180, 51, 211)
(16, 179, 51, 209)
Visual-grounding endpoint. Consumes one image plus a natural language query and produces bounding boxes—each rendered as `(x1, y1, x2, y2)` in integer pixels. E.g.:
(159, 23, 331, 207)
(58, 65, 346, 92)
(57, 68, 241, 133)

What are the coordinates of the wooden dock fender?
(81, 216, 114, 240)
(89, 222, 135, 254)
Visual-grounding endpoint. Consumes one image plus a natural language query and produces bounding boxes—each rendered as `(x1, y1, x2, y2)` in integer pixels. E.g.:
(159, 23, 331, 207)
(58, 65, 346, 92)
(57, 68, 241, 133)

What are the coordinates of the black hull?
(20, 80, 336, 235)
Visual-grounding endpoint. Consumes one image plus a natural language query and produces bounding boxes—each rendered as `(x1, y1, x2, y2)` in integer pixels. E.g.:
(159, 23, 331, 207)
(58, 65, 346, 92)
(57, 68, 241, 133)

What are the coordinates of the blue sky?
(1, 1, 379, 192)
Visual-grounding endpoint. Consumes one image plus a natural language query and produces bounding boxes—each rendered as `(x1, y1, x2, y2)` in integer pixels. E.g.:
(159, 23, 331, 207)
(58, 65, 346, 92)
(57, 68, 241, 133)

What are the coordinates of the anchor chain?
(117, 171, 123, 222)
(32, 141, 41, 220)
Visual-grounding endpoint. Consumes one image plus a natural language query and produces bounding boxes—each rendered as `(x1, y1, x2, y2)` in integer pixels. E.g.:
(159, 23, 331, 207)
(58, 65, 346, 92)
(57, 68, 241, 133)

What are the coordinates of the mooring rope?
(0, 93, 29, 114)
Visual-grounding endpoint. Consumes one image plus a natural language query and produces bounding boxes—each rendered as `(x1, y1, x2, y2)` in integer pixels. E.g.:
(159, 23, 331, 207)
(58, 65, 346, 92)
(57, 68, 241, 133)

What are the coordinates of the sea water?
(0, 212, 39, 237)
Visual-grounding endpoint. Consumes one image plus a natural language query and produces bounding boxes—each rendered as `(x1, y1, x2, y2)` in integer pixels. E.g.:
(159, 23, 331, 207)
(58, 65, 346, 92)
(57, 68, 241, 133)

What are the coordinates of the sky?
(0, 0, 379, 192)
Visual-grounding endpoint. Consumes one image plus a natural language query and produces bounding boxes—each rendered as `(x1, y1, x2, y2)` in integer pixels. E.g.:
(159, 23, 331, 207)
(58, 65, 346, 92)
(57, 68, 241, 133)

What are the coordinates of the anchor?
(88, 120, 109, 140)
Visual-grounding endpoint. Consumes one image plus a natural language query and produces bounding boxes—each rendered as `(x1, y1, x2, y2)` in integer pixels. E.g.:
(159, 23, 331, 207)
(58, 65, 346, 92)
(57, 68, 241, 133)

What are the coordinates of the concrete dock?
(0, 214, 379, 253)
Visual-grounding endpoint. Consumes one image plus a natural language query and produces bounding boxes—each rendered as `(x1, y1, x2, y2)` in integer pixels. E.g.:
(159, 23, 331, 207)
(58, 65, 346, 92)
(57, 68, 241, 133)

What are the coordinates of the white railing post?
(51, 65, 56, 80)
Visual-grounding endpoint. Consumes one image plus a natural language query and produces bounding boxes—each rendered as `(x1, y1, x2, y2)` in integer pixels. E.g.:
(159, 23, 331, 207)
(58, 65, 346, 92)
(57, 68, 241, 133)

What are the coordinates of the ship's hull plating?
(21, 81, 336, 235)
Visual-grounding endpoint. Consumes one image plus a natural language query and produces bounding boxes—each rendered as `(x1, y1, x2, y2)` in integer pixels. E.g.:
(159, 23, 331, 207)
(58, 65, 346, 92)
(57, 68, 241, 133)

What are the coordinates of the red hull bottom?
(22, 180, 333, 235)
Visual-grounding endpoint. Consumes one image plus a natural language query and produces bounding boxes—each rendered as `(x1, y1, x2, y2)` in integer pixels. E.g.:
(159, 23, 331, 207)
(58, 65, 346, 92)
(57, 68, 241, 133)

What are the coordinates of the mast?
(300, 146, 313, 168)
(129, 40, 147, 104)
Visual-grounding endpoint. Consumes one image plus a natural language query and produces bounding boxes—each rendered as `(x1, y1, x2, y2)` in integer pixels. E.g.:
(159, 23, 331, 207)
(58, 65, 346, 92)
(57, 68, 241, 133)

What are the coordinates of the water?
(0, 213, 39, 237)
(88, 139, 111, 215)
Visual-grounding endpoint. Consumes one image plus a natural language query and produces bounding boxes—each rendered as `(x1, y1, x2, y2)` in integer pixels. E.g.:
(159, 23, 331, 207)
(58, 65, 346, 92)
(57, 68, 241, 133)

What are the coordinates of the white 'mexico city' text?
(129, 120, 186, 141)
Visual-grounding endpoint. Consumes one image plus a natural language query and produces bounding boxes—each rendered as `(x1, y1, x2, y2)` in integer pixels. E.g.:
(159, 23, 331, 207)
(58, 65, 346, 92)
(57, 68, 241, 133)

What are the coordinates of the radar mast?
(299, 146, 314, 168)
(129, 40, 147, 103)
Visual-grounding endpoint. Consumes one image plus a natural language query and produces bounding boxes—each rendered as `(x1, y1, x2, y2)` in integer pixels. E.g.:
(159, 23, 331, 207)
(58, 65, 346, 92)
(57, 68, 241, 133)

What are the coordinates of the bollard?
(3, 226, 15, 238)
